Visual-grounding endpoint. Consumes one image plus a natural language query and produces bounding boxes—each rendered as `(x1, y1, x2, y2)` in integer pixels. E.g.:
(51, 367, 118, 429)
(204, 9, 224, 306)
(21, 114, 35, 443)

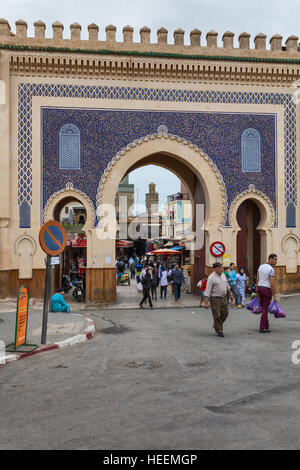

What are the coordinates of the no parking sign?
(210, 241, 226, 258)
(39, 220, 66, 256)
(39, 220, 66, 344)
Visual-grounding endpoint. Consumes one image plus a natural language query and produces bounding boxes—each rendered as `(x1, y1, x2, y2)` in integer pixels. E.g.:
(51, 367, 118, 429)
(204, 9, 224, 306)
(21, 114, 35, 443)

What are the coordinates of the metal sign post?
(39, 221, 66, 345)
(41, 255, 52, 345)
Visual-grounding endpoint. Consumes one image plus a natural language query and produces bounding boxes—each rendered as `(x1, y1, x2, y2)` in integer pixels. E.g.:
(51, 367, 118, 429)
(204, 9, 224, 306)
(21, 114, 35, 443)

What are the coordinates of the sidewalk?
(0, 302, 95, 365)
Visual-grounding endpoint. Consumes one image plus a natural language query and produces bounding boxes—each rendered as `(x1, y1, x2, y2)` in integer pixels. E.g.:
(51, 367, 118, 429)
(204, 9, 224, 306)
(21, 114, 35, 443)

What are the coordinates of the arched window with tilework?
(241, 128, 261, 173)
(59, 124, 80, 170)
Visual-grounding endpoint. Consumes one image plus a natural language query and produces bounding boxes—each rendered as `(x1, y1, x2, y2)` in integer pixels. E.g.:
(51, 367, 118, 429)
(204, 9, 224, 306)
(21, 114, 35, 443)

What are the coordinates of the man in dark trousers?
(257, 253, 278, 333)
(139, 268, 153, 309)
(169, 265, 184, 301)
(204, 262, 234, 337)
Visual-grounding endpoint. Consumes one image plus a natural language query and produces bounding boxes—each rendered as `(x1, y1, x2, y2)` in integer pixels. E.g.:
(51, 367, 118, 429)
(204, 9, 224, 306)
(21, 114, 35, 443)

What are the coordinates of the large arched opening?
(96, 135, 227, 303)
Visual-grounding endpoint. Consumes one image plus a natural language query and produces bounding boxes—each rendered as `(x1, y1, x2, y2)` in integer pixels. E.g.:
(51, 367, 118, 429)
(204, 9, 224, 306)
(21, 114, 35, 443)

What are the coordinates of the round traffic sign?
(210, 241, 226, 258)
(39, 220, 66, 256)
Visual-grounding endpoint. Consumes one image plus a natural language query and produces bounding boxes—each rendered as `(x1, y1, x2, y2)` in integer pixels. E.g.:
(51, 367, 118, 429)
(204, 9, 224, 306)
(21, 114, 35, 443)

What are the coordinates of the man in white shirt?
(257, 253, 278, 333)
(204, 262, 234, 337)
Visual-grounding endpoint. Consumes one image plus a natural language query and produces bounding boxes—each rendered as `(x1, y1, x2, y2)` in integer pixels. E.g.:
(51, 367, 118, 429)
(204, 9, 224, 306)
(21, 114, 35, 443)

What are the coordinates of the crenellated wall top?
(0, 18, 299, 62)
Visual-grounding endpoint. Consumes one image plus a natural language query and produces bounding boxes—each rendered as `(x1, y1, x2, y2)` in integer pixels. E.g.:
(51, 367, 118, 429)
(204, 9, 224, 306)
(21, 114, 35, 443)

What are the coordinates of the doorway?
(53, 196, 87, 298)
(236, 199, 261, 282)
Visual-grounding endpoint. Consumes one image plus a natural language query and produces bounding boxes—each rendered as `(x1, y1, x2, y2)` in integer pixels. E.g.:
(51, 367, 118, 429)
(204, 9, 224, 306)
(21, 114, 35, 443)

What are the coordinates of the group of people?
(204, 254, 278, 337)
(197, 263, 250, 309)
(52, 252, 278, 339)
(137, 263, 185, 309)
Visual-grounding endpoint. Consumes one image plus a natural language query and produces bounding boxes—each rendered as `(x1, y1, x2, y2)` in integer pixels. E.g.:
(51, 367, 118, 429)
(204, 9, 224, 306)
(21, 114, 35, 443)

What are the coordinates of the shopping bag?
(136, 282, 143, 293)
(246, 296, 262, 314)
(274, 304, 286, 319)
(246, 296, 256, 311)
(268, 301, 279, 315)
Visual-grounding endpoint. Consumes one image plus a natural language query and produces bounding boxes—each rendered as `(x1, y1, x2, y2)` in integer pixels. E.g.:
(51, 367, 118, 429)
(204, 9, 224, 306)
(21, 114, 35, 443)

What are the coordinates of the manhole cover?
(127, 361, 145, 368)
(126, 360, 161, 369)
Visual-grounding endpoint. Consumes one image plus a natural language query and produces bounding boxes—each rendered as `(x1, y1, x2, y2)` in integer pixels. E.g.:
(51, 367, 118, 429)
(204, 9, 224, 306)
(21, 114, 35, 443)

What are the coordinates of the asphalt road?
(1, 297, 300, 450)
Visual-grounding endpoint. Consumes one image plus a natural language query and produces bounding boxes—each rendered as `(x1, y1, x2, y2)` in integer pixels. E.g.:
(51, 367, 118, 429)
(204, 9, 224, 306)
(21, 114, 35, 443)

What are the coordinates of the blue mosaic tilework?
(18, 83, 297, 227)
(42, 107, 276, 227)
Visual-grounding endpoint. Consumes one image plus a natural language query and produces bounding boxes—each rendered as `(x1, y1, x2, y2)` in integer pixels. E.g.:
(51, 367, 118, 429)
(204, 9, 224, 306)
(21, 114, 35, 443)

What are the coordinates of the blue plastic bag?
(268, 301, 279, 315)
(274, 304, 286, 319)
(246, 296, 262, 314)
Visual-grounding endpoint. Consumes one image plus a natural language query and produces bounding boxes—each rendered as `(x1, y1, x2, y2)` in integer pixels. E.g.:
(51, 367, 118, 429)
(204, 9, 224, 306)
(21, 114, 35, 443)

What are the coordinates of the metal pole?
(41, 254, 52, 344)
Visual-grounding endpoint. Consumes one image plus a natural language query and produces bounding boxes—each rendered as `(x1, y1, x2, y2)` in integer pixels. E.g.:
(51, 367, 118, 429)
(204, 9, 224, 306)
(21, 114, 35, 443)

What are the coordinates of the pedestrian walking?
(228, 263, 242, 308)
(130, 260, 136, 280)
(136, 263, 143, 283)
(257, 254, 278, 333)
(223, 266, 231, 305)
(140, 265, 152, 281)
(169, 265, 184, 301)
(151, 267, 159, 301)
(236, 268, 248, 307)
(197, 275, 208, 307)
(168, 264, 175, 295)
(139, 268, 153, 309)
(204, 263, 234, 337)
(159, 265, 169, 299)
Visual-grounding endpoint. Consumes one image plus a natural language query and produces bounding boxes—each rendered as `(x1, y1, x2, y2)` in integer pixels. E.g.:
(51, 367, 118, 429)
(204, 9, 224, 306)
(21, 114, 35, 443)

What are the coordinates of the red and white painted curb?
(0, 317, 96, 365)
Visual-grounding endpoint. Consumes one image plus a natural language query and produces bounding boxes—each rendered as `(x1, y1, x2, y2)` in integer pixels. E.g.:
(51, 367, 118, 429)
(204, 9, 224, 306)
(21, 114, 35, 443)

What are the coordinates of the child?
(197, 275, 208, 307)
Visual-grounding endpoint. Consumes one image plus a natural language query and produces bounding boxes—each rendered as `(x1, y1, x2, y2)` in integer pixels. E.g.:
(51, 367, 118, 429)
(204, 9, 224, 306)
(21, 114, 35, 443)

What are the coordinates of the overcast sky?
(128, 166, 180, 212)
(2, 0, 299, 203)
(2, 0, 299, 42)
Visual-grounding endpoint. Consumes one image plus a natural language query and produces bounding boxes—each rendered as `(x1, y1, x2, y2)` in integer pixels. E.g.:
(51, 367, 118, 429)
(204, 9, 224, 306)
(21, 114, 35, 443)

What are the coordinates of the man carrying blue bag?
(256, 254, 278, 333)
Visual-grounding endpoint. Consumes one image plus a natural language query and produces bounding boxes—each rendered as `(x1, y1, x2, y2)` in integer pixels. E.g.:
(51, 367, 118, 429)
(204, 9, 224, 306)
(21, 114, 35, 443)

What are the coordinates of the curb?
(0, 317, 96, 366)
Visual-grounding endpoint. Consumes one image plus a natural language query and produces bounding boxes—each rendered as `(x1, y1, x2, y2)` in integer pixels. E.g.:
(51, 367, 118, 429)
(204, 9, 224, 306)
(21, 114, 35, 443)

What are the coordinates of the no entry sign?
(39, 220, 66, 256)
(210, 241, 226, 258)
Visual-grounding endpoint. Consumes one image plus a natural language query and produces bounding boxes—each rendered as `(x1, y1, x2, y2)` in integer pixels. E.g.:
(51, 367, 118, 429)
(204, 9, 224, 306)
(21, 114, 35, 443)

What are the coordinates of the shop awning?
(72, 237, 87, 248)
(116, 240, 134, 247)
(149, 249, 180, 255)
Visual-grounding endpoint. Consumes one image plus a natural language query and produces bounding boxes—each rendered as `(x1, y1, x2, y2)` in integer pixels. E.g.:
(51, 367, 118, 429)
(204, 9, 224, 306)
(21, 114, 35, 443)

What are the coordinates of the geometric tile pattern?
(42, 107, 276, 227)
(18, 83, 297, 221)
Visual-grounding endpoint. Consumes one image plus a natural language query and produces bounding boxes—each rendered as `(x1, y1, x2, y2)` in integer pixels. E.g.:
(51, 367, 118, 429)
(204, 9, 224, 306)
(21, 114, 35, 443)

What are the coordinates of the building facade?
(0, 19, 300, 301)
(165, 193, 192, 241)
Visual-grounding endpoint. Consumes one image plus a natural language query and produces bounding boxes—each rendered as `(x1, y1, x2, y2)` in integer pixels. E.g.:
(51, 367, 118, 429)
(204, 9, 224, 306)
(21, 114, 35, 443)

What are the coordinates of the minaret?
(145, 182, 159, 214)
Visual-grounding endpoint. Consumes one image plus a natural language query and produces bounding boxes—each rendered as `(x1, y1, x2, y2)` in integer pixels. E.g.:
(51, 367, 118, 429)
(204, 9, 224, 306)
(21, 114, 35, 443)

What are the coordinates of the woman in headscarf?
(159, 265, 169, 299)
(236, 268, 248, 307)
